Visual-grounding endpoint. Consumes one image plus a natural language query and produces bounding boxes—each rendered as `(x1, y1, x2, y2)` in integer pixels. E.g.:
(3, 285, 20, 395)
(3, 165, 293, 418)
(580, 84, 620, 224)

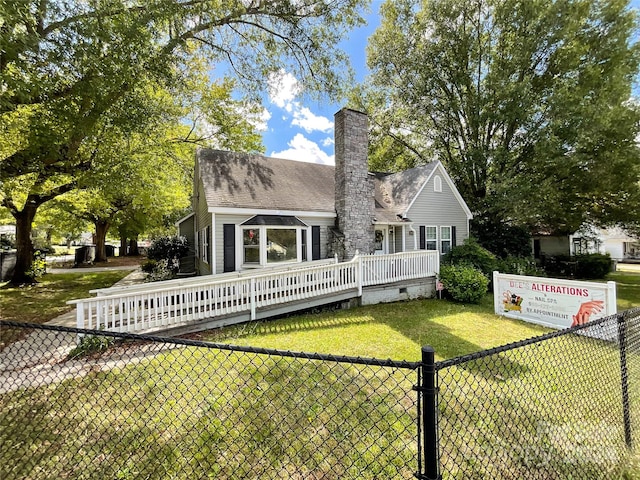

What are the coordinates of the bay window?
(267, 228, 297, 263)
(243, 228, 260, 264)
(240, 216, 309, 267)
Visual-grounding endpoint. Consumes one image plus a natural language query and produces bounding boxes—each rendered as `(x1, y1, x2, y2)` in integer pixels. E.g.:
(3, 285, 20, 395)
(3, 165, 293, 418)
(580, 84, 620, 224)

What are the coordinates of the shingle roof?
(373, 164, 438, 214)
(197, 149, 438, 219)
(198, 149, 335, 213)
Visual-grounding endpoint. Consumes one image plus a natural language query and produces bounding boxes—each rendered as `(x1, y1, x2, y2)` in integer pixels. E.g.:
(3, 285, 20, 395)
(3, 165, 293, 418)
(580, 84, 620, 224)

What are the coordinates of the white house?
(178, 108, 472, 276)
(533, 225, 640, 262)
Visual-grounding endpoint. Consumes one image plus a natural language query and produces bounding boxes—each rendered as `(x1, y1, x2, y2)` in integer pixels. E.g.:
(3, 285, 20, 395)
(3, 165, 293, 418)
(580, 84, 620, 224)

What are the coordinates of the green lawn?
(1, 271, 640, 479)
(197, 295, 551, 362)
(195, 270, 640, 362)
(609, 271, 640, 310)
(0, 270, 133, 348)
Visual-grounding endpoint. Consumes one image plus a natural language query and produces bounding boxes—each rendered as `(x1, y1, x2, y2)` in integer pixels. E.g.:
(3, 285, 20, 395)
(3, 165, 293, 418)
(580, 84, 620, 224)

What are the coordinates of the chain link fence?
(3, 309, 640, 479)
(434, 307, 640, 479)
(0, 321, 419, 480)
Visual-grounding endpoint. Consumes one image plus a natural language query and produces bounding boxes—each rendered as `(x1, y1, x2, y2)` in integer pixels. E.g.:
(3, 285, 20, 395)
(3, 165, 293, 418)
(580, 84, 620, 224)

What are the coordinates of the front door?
(374, 227, 387, 255)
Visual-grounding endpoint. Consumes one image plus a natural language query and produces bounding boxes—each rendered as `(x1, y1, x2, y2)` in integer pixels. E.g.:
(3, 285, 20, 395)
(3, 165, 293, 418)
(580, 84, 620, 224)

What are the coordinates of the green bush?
(541, 254, 573, 277)
(574, 253, 612, 279)
(470, 215, 533, 258)
(439, 265, 489, 304)
(144, 259, 175, 282)
(443, 237, 497, 277)
(27, 251, 47, 279)
(542, 253, 611, 279)
(496, 255, 545, 277)
(146, 236, 189, 263)
(141, 259, 157, 273)
(67, 335, 114, 360)
(146, 236, 189, 279)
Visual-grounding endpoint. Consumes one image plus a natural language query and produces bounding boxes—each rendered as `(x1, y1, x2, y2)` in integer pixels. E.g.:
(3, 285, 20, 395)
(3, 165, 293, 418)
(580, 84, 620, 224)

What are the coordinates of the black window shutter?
(312, 226, 321, 260)
(223, 224, 235, 272)
(419, 226, 426, 250)
(206, 226, 211, 262)
(452, 226, 457, 247)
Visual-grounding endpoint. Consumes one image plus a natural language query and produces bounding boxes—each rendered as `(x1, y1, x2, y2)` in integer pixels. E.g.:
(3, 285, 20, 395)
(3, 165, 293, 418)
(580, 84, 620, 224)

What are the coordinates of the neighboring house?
(178, 108, 472, 276)
(0, 224, 16, 245)
(533, 226, 640, 262)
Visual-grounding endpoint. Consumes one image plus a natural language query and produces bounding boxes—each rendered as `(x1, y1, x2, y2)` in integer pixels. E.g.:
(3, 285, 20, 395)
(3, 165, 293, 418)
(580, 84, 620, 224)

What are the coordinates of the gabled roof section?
(408, 162, 473, 220)
(197, 149, 335, 213)
(374, 163, 439, 214)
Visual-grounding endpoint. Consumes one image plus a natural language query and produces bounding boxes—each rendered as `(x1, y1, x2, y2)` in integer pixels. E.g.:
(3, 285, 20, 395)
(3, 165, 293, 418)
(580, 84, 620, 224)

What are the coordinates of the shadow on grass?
(199, 296, 531, 381)
(0, 346, 419, 479)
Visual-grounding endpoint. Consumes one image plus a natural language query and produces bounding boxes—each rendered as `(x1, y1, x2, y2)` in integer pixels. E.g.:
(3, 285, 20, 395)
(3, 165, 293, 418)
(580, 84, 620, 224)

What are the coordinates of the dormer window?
(434, 175, 442, 192)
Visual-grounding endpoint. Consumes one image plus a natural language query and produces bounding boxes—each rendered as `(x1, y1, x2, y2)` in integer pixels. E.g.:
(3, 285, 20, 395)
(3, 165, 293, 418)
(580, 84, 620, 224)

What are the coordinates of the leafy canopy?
(358, 0, 640, 235)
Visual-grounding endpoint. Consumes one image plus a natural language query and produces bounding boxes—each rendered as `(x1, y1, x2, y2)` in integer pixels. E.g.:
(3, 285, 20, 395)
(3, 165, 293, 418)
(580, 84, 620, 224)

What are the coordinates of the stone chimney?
(333, 108, 374, 260)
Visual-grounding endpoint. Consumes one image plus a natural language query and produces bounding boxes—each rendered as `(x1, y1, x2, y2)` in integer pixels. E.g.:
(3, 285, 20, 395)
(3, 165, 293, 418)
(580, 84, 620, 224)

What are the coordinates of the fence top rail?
(90, 257, 339, 295)
(434, 308, 640, 370)
(1, 320, 421, 370)
(69, 259, 359, 305)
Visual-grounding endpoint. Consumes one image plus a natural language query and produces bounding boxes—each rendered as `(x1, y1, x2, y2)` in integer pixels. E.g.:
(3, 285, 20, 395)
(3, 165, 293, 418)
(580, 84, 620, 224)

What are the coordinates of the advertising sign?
(493, 271, 617, 330)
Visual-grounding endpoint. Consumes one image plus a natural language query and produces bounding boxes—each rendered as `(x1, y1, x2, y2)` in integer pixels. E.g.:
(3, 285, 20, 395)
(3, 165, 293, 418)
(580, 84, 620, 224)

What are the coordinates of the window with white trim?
(199, 226, 210, 264)
(426, 226, 438, 250)
(440, 226, 452, 254)
(243, 228, 260, 264)
(434, 175, 442, 192)
(240, 218, 307, 267)
(267, 228, 297, 263)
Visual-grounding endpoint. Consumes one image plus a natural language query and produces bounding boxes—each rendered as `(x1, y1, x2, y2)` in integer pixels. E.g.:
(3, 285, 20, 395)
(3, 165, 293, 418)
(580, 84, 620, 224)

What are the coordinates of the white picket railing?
(69, 251, 439, 334)
(360, 251, 439, 287)
(90, 256, 339, 297)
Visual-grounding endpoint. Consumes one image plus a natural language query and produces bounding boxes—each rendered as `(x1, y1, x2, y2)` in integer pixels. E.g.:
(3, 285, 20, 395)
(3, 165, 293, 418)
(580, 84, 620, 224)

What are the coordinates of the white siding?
(406, 164, 470, 252)
(195, 180, 213, 275)
(297, 216, 335, 260)
(214, 214, 253, 274)
(212, 213, 335, 274)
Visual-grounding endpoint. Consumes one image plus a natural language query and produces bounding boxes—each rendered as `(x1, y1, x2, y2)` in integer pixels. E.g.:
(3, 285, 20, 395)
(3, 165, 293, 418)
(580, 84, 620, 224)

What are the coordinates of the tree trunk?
(11, 204, 38, 284)
(120, 235, 127, 257)
(94, 220, 110, 263)
(128, 236, 139, 256)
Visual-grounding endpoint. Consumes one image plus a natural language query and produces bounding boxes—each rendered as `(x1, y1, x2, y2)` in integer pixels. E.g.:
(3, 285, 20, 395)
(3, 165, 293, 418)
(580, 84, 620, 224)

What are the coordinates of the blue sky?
(257, 1, 382, 165)
(258, 0, 639, 166)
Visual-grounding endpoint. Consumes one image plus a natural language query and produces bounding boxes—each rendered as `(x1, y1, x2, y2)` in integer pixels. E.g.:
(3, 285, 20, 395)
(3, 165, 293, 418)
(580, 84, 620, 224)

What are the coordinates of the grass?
(194, 295, 551, 362)
(0, 270, 133, 348)
(609, 271, 640, 310)
(1, 270, 640, 478)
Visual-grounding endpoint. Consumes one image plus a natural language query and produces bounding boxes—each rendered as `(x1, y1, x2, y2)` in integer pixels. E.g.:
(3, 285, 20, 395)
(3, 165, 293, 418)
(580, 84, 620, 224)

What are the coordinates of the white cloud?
(271, 133, 335, 165)
(322, 137, 335, 147)
(292, 107, 333, 133)
(268, 70, 300, 109)
(252, 107, 272, 132)
(267, 70, 334, 134)
(265, 70, 335, 163)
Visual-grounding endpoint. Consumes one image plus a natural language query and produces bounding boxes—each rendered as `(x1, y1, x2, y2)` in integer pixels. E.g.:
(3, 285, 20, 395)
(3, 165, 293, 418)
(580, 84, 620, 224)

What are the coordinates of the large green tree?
(358, 0, 640, 238)
(1, 0, 367, 283)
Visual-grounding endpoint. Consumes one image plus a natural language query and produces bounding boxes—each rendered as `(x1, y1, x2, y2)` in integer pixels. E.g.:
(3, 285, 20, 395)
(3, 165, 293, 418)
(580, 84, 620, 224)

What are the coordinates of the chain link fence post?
(416, 346, 441, 480)
(618, 312, 633, 449)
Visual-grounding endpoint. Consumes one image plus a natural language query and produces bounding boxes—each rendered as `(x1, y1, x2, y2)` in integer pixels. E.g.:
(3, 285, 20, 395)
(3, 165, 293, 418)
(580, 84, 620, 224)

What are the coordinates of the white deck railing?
(90, 256, 338, 297)
(69, 251, 439, 334)
(361, 250, 439, 287)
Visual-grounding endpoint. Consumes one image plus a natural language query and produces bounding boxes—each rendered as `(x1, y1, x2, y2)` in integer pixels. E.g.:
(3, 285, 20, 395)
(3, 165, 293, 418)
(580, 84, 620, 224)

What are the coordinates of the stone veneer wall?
(333, 108, 374, 260)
